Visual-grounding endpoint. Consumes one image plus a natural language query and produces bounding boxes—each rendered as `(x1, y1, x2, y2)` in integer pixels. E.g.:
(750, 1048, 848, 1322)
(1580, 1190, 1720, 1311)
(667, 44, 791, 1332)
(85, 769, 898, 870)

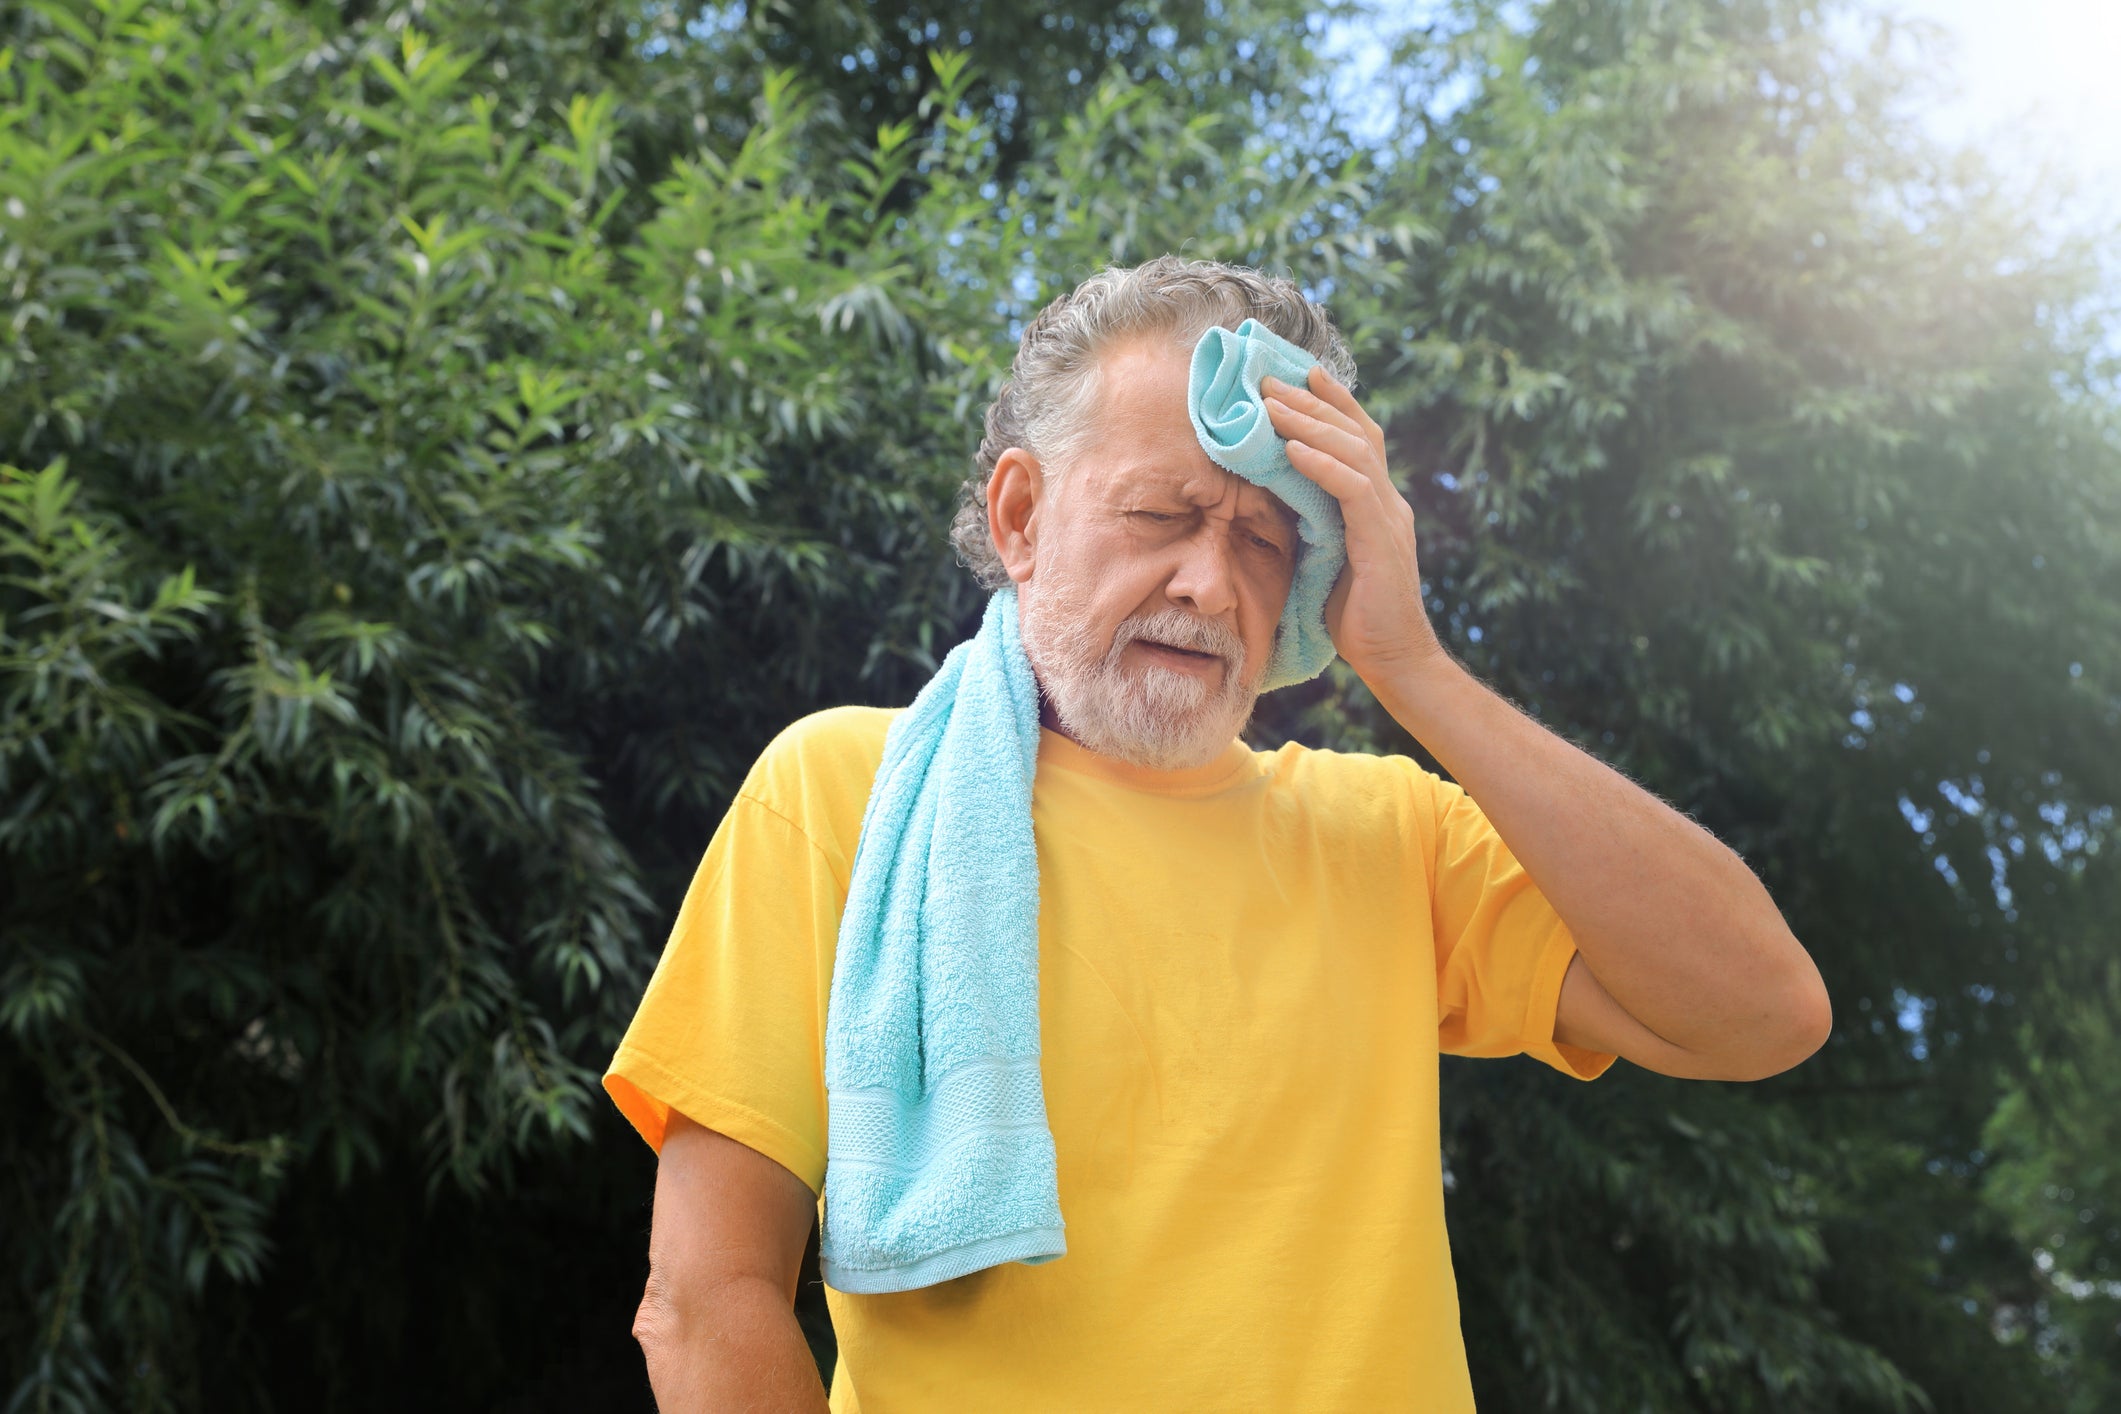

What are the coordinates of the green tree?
(1265, 3, 2121, 1408)
(1978, 890, 2121, 1414)
(0, 0, 1375, 1406)
(3, 0, 2116, 1409)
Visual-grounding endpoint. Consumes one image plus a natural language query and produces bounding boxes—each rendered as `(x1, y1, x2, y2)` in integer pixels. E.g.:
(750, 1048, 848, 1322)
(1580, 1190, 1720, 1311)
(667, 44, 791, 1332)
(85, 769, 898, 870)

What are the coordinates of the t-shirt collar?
(1035, 726, 1258, 796)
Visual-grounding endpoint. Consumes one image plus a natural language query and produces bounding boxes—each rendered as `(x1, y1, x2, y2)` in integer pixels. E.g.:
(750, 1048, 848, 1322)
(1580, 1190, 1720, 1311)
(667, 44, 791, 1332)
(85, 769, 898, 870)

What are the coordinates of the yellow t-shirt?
(605, 705, 1617, 1411)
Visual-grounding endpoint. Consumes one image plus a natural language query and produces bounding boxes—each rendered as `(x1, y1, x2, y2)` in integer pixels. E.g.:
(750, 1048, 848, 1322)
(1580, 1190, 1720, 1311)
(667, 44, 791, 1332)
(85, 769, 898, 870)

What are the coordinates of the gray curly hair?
(949, 254, 1360, 590)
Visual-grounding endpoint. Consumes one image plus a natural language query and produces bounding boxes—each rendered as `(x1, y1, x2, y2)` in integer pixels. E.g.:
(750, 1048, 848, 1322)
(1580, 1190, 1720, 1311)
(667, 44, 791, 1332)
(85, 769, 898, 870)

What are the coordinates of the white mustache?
(1113, 611, 1242, 665)
(1019, 580, 1265, 771)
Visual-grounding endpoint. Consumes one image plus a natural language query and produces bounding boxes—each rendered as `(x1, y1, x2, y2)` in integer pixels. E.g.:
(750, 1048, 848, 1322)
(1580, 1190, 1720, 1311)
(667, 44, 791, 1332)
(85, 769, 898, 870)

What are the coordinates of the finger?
(1285, 437, 1419, 562)
(1305, 366, 1386, 451)
(1283, 438, 1391, 536)
(1268, 402, 1410, 524)
(1267, 368, 1385, 457)
(1263, 378, 1390, 497)
(1263, 396, 1377, 481)
(1260, 374, 1358, 446)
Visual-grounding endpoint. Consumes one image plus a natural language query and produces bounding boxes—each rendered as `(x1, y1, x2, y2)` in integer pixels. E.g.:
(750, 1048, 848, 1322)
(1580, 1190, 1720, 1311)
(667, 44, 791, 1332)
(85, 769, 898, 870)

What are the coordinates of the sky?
(1872, 0, 2121, 237)
(1318, 0, 2121, 244)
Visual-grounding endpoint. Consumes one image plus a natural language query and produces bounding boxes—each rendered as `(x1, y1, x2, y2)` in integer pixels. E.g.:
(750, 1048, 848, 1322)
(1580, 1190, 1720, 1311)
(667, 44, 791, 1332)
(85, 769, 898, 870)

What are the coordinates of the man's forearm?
(1371, 648, 1828, 1069)
(637, 1277, 829, 1413)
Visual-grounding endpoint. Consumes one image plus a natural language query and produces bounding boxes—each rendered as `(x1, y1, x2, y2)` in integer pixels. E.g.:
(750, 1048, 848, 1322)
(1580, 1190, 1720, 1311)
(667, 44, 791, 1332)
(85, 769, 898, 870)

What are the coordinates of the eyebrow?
(1118, 490, 1298, 550)
(1259, 499, 1300, 535)
(1119, 468, 1299, 529)
(1234, 496, 1301, 542)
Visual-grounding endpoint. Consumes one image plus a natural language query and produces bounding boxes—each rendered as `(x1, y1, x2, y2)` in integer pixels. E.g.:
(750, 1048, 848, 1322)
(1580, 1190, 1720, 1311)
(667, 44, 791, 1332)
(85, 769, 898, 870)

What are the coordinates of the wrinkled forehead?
(1094, 454, 1301, 532)
(1072, 337, 1301, 531)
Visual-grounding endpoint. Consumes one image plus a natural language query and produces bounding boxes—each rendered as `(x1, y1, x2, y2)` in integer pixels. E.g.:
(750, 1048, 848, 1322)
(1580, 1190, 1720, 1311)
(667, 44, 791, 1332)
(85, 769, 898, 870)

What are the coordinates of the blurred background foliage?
(1, 0, 2116, 1408)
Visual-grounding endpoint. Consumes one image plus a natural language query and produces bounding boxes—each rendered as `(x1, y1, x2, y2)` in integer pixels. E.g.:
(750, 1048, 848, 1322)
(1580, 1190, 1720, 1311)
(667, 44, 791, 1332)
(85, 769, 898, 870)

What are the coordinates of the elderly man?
(605, 256, 1831, 1411)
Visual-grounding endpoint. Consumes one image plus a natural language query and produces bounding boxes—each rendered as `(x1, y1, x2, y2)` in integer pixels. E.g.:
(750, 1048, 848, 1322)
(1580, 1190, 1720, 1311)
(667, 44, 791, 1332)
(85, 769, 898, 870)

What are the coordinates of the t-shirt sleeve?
(1425, 773, 1618, 1082)
(602, 790, 843, 1195)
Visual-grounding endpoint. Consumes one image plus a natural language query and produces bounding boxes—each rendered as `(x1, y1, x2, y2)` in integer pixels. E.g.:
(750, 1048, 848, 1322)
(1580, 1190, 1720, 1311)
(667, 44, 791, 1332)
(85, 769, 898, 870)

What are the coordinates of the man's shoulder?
(759, 704, 900, 768)
(1252, 737, 1442, 836)
(737, 705, 900, 836)
(1254, 736, 1434, 794)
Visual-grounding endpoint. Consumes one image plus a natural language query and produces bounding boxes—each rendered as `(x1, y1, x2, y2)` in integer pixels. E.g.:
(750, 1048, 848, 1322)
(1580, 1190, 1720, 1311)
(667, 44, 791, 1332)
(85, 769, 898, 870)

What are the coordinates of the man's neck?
(1036, 689, 1081, 746)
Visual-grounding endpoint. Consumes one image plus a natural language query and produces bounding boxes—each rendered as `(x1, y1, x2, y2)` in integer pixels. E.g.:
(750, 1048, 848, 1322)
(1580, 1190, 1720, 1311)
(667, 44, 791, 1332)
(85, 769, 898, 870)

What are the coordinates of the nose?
(1164, 519, 1242, 622)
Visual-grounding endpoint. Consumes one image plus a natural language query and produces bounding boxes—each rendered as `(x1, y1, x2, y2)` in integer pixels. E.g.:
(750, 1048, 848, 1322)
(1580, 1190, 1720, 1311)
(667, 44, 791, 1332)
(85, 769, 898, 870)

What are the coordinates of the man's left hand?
(1260, 367, 1446, 689)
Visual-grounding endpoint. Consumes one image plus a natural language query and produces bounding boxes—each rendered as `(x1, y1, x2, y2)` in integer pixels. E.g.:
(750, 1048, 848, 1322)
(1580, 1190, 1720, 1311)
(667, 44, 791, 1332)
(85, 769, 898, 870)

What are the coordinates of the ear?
(987, 446, 1047, 585)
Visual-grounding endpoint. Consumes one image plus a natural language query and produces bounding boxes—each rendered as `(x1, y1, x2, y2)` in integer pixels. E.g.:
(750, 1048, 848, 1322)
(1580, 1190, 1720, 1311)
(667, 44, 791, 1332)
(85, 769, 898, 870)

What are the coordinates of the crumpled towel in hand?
(1187, 316, 1348, 692)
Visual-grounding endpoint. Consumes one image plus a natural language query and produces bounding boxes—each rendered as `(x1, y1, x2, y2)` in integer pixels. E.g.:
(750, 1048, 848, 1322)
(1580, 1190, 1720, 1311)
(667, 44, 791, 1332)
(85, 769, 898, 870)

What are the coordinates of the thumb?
(1323, 563, 1352, 649)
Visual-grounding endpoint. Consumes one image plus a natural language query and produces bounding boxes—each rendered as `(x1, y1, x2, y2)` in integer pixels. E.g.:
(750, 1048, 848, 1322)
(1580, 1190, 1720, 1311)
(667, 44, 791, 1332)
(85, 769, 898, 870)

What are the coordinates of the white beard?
(1017, 575, 1265, 771)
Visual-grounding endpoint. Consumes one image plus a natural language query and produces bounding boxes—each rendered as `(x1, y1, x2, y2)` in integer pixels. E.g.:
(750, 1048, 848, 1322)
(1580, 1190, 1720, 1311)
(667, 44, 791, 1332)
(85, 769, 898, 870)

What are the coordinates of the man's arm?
(1259, 366, 1830, 1082)
(1381, 657, 1830, 1081)
(633, 1110, 830, 1412)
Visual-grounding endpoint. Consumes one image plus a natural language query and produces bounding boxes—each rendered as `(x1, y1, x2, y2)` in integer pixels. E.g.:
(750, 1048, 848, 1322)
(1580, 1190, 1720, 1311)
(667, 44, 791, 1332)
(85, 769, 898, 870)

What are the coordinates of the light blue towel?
(820, 318, 1342, 1293)
(820, 585, 1061, 1292)
(1188, 317, 1348, 691)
